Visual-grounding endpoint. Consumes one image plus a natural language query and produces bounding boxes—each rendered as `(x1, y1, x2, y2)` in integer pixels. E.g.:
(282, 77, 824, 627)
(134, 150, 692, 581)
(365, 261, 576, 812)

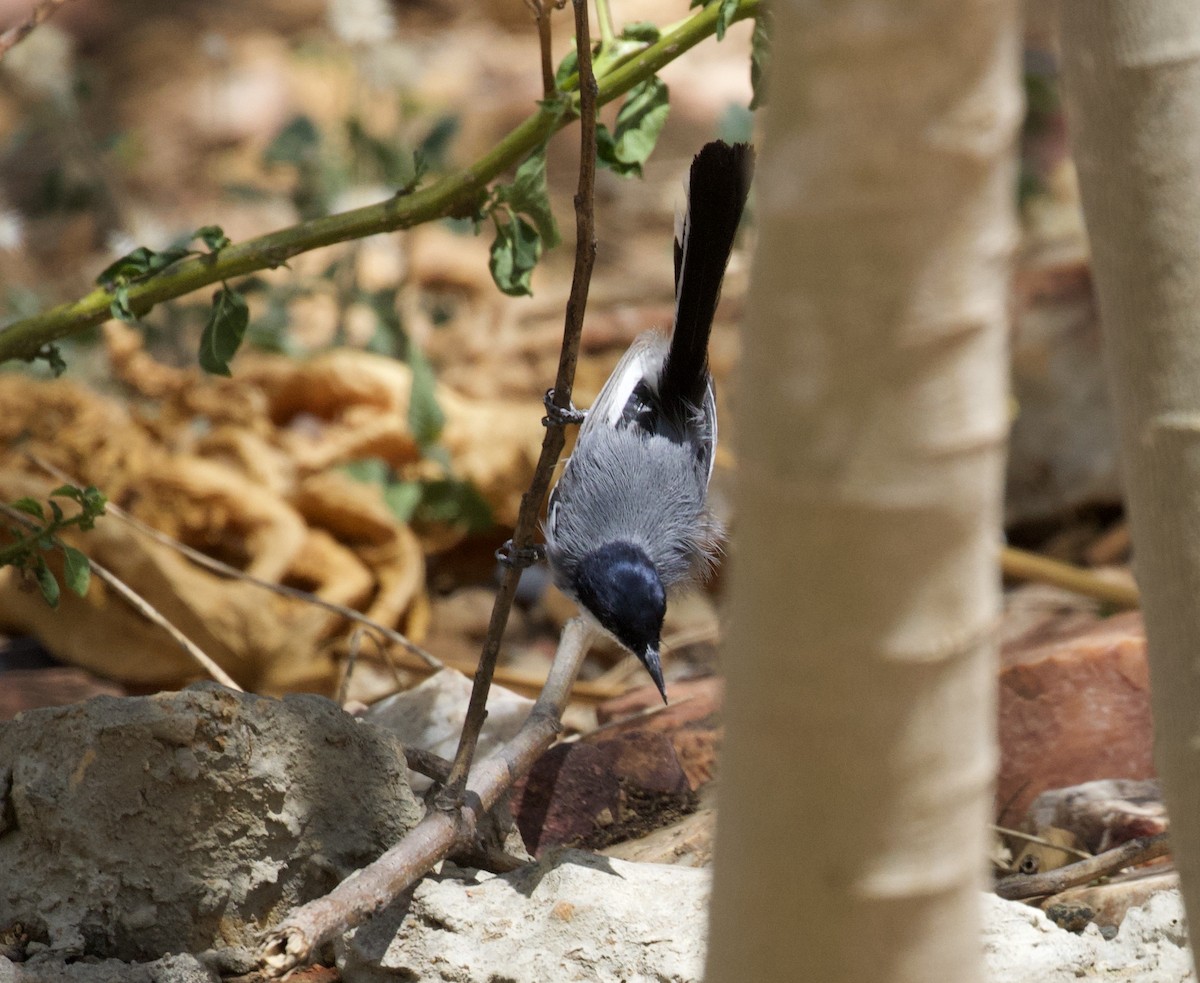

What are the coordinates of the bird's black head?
(572, 541, 668, 703)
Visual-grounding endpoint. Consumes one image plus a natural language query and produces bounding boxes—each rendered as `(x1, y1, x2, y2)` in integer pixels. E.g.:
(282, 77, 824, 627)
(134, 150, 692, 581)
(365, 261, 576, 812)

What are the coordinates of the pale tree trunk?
(1058, 4, 1200, 966)
(705, 2, 1021, 981)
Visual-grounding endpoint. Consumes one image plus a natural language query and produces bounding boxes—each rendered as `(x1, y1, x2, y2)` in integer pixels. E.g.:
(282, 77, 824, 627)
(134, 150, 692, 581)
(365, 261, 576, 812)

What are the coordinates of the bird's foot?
(495, 540, 546, 569)
(542, 389, 587, 427)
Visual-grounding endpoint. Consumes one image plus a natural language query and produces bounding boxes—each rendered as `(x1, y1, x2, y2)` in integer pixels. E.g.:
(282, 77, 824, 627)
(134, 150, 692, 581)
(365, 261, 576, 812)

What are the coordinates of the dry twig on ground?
(994, 831, 1170, 901)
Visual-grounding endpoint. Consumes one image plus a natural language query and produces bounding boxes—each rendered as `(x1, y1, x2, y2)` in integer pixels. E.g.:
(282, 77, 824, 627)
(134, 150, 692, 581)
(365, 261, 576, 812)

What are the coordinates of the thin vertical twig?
(434, 0, 599, 815)
(527, 0, 557, 100)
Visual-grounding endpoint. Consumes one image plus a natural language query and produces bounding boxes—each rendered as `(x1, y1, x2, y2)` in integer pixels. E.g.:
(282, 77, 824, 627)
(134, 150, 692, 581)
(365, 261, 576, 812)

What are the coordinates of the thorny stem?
(435, 0, 599, 812)
(0, 0, 761, 366)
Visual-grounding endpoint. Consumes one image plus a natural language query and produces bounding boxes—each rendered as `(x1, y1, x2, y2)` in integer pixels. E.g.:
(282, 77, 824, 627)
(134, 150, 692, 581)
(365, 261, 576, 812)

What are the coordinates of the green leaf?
(621, 21, 660, 42)
(110, 285, 136, 323)
(264, 115, 321, 166)
(382, 480, 423, 523)
(749, 10, 773, 110)
(11, 498, 44, 520)
(716, 0, 738, 40)
(598, 77, 670, 179)
(489, 213, 542, 297)
(340, 458, 390, 484)
(554, 48, 578, 89)
(61, 545, 90, 597)
(383, 478, 493, 532)
(48, 499, 63, 524)
(96, 247, 156, 286)
(346, 116, 418, 189)
(407, 345, 446, 448)
(418, 115, 459, 170)
(97, 243, 191, 288)
(34, 558, 60, 609)
(496, 149, 560, 249)
(33, 344, 67, 377)
(595, 125, 641, 178)
(196, 225, 230, 252)
(198, 286, 250, 376)
(412, 479, 494, 533)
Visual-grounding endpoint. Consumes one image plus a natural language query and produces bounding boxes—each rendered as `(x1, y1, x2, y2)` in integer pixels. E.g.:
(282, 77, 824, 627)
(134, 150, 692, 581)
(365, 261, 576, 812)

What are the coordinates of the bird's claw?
(496, 540, 545, 569)
(542, 389, 587, 427)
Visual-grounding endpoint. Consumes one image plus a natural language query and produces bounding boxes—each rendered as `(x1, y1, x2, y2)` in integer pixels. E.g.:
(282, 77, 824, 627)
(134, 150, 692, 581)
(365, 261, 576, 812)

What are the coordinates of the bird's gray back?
(545, 425, 718, 590)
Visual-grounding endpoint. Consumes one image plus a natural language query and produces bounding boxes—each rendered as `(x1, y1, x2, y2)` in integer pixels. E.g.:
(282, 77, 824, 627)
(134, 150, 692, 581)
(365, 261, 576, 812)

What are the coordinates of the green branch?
(0, 0, 760, 366)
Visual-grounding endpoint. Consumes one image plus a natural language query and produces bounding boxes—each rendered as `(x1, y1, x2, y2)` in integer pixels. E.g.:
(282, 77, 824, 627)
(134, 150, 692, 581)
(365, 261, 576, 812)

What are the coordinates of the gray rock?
(339, 849, 710, 983)
(984, 889, 1194, 982)
(0, 684, 421, 963)
(8, 952, 217, 982)
(338, 852, 1197, 983)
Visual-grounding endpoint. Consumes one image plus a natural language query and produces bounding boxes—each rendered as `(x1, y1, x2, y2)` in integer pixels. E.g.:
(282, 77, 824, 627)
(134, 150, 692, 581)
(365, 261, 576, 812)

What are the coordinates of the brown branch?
(994, 831, 1170, 901)
(28, 454, 442, 670)
(0, 503, 242, 691)
(260, 617, 596, 975)
(527, 0, 557, 100)
(436, 0, 598, 813)
(0, 0, 71, 60)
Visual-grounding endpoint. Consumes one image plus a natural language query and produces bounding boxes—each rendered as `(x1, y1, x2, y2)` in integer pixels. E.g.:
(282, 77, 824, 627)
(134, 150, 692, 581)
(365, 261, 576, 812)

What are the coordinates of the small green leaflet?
(33, 344, 66, 377)
(195, 225, 231, 252)
(96, 225, 230, 289)
(383, 481, 423, 523)
(750, 10, 772, 110)
(62, 545, 90, 597)
(11, 498, 45, 520)
(716, 0, 739, 40)
(489, 211, 542, 297)
(96, 245, 190, 288)
(621, 21, 661, 42)
(264, 115, 321, 166)
(597, 77, 670, 179)
(407, 345, 446, 449)
(34, 557, 59, 609)
(495, 149, 560, 249)
(554, 48, 579, 89)
(198, 285, 250, 376)
(690, 0, 739, 41)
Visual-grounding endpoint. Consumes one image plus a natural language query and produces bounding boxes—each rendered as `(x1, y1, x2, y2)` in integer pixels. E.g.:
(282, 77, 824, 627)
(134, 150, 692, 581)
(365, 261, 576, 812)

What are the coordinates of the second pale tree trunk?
(1059, 3, 1200, 972)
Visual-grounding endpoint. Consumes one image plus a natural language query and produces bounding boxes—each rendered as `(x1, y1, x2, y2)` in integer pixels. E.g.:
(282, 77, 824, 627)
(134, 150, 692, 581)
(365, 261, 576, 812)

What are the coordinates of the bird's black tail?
(659, 140, 755, 416)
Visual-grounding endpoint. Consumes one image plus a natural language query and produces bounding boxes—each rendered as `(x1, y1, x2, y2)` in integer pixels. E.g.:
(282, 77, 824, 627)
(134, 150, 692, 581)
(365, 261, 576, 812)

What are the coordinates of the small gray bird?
(544, 140, 755, 702)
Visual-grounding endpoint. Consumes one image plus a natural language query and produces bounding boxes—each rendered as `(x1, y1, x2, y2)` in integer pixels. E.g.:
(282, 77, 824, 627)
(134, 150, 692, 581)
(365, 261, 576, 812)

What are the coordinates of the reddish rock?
(511, 730, 695, 857)
(0, 667, 125, 722)
(997, 611, 1154, 826)
(595, 675, 723, 788)
(1027, 778, 1167, 853)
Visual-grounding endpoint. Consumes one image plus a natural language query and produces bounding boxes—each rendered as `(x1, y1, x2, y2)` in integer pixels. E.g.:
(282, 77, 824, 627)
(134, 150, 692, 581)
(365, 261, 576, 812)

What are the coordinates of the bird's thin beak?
(641, 647, 668, 705)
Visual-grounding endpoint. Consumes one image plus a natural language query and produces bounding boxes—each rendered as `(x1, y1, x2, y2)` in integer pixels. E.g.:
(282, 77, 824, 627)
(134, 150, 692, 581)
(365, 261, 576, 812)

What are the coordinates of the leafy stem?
(1, 485, 107, 608)
(0, 0, 761, 367)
